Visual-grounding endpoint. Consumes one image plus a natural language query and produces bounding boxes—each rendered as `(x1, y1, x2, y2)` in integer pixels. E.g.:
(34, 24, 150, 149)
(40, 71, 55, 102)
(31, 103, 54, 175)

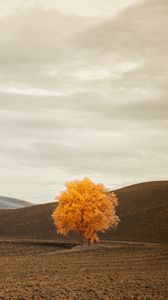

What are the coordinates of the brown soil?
(0, 241, 167, 300)
(0, 181, 167, 243)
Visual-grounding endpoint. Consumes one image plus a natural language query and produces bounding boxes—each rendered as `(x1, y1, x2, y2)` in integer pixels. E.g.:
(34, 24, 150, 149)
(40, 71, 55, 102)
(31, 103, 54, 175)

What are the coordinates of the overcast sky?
(0, 0, 167, 203)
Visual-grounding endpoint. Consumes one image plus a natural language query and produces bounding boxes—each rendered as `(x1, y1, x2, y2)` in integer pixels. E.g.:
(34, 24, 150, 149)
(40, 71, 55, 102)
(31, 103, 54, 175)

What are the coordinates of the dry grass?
(0, 241, 167, 300)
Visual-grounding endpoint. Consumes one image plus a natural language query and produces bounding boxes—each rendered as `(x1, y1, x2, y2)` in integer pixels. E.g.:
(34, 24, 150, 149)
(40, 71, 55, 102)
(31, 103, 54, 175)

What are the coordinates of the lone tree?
(52, 178, 119, 245)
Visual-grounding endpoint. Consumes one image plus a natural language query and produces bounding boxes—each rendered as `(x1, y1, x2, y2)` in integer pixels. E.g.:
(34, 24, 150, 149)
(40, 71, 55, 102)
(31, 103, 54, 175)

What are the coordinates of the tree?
(52, 178, 119, 245)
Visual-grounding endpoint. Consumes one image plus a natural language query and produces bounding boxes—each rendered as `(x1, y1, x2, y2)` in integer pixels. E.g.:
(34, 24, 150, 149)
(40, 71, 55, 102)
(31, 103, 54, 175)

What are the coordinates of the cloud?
(0, 0, 141, 18)
(0, 8, 96, 64)
(0, 0, 167, 202)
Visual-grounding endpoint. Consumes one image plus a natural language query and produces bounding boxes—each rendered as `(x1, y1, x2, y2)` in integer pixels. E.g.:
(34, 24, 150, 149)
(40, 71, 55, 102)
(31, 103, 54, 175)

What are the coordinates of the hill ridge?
(0, 196, 32, 209)
(0, 181, 167, 243)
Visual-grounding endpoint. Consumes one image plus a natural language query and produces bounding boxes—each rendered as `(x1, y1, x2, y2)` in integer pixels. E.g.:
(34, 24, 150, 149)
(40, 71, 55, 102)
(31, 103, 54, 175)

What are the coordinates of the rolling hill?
(0, 181, 167, 243)
(0, 196, 32, 209)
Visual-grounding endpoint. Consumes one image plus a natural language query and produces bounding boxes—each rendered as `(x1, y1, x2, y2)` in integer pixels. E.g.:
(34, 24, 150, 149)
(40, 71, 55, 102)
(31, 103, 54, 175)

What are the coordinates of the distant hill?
(0, 181, 167, 243)
(0, 196, 32, 209)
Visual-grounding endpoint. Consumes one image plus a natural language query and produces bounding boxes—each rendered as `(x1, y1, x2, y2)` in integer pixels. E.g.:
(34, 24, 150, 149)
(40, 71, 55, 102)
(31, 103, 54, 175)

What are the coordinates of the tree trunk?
(79, 232, 84, 245)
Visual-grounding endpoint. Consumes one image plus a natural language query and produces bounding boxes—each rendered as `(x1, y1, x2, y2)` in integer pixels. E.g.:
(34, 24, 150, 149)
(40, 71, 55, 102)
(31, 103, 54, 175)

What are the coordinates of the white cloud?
(0, 0, 167, 202)
(73, 61, 142, 81)
(0, 0, 141, 18)
(0, 86, 72, 97)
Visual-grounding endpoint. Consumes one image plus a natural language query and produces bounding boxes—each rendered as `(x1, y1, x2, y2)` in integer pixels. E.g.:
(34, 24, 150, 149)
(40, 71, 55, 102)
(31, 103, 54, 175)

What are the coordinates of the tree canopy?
(52, 178, 119, 244)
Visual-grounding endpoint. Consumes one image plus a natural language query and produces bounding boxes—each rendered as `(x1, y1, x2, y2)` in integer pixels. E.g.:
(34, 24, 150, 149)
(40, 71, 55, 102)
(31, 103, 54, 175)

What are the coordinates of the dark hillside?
(0, 181, 167, 243)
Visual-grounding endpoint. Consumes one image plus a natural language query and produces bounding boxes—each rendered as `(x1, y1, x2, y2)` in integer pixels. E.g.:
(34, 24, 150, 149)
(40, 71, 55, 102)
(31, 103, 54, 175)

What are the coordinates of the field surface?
(0, 241, 167, 300)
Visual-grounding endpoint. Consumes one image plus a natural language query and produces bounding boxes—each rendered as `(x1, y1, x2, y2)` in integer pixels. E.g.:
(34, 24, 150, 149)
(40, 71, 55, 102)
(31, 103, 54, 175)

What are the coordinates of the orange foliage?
(52, 178, 119, 244)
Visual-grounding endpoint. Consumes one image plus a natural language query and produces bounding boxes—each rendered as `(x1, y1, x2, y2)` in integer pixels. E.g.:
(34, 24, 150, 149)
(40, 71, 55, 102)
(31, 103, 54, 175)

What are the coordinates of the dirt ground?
(0, 241, 167, 300)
